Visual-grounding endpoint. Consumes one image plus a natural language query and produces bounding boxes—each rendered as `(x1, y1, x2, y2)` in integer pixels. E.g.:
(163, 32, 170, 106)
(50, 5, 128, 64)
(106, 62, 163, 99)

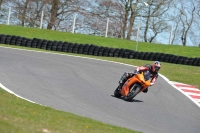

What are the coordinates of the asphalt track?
(0, 46, 200, 133)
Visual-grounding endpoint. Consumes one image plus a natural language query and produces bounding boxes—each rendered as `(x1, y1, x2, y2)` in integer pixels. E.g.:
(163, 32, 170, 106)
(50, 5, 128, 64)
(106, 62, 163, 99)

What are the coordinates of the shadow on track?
(111, 95, 143, 103)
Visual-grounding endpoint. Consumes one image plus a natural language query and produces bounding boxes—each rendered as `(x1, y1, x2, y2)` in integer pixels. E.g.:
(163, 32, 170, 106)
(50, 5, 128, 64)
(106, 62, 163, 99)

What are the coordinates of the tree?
(8, 0, 42, 26)
(0, 0, 4, 18)
(1, 0, 200, 46)
(45, 0, 89, 30)
(47, 0, 60, 29)
(172, 0, 196, 46)
(126, 0, 139, 40)
(0, 0, 3, 12)
(142, 0, 172, 43)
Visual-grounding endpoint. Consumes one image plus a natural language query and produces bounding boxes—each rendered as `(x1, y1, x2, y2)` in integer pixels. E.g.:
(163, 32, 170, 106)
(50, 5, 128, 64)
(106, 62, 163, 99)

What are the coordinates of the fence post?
(72, 14, 76, 33)
(105, 18, 109, 37)
(40, 10, 44, 29)
(7, 7, 11, 25)
(136, 22, 140, 51)
(169, 26, 173, 45)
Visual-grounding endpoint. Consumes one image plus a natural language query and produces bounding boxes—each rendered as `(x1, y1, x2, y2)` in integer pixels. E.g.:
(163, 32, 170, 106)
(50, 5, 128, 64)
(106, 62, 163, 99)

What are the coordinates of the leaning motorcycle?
(114, 72, 151, 101)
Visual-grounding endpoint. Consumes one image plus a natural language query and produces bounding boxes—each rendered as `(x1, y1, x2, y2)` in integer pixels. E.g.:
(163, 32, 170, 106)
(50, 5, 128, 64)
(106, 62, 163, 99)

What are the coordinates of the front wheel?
(114, 86, 122, 98)
(124, 85, 141, 101)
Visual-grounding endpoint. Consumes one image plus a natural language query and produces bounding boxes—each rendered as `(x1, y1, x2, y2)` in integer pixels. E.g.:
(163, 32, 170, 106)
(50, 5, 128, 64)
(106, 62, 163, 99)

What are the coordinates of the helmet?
(152, 61, 161, 72)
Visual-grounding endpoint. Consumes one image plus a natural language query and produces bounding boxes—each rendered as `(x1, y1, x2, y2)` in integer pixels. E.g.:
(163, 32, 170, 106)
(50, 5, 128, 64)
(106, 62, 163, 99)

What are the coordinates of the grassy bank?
(0, 89, 140, 133)
(0, 24, 199, 58)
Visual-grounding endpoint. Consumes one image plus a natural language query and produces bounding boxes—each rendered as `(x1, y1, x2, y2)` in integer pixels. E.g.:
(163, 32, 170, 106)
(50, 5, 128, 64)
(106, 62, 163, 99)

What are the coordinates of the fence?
(4, 8, 110, 37)
(2, 7, 174, 51)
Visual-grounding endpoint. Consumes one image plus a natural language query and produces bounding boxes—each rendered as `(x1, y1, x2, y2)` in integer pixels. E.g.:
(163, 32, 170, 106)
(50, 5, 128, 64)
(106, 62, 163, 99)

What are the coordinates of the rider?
(119, 61, 161, 93)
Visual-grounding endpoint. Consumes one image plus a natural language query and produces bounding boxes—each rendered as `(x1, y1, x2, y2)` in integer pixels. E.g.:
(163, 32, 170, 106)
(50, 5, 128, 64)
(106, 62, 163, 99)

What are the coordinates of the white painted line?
(195, 99, 200, 103)
(171, 81, 191, 85)
(183, 92, 200, 97)
(0, 83, 36, 104)
(179, 87, 200, 91)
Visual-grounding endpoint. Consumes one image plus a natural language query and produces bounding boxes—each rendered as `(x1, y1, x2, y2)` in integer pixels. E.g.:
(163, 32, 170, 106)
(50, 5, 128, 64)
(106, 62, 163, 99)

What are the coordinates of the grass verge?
(0, 89, 140, 133)
(0, 24, 200, 58)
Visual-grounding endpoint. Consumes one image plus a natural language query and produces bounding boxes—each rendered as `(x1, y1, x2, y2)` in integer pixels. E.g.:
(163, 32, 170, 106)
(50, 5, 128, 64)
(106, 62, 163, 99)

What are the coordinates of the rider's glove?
(127, 73, 134, 77)
(150, 83, 154, 86)
(134, 70, 139, 74)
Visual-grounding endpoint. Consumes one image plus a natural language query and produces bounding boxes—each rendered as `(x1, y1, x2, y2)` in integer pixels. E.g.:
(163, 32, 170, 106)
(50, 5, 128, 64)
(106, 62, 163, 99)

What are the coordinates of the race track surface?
(0, 47, 200, 133)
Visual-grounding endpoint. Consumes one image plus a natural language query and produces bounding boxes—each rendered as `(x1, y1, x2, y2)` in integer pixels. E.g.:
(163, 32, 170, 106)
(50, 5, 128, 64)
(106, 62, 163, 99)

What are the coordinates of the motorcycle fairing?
(120, 73, 151, 97)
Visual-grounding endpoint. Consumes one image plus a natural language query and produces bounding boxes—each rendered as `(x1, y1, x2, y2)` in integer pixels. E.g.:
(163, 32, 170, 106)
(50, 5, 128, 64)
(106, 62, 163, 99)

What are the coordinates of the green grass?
(0, 24, 199, 58)
(0, 89, 139, 133)
(0, 24, 200, 133)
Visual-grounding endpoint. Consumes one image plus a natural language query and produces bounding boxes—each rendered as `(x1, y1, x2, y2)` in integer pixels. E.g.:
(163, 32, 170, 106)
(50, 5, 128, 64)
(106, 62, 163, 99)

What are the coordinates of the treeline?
(0, 0, 200, 46)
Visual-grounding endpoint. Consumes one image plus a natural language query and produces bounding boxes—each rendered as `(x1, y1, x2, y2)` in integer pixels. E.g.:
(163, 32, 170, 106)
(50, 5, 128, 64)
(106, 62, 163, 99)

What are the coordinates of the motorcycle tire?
(114, 86, 122, 98)
(124, 85, 141, 101)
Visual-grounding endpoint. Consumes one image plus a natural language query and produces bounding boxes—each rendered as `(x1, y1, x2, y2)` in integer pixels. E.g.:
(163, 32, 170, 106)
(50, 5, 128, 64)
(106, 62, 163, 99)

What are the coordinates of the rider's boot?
(118, 72, 128, 89)
(142, 87, 148, 93)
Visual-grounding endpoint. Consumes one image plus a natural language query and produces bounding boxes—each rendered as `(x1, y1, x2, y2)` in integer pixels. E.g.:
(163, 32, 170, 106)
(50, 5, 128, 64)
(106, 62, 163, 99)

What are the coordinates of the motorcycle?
(114, 72, 151, 101)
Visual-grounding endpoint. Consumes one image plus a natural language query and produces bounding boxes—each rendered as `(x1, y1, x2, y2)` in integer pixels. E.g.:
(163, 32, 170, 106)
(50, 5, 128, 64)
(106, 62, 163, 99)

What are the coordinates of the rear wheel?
(114, 86, 122, 98)
(124, 85, 141, 101)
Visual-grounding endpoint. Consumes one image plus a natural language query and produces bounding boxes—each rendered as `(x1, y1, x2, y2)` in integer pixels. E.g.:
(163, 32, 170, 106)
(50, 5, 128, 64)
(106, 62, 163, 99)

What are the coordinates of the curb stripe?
(179, 87, 200, 91)
(184, 92, 200, 97)
(190, 95, 200, 99)
(181, 89, 200, 94)
(172, 81, 200, 105)
(174, 84, 196, 88)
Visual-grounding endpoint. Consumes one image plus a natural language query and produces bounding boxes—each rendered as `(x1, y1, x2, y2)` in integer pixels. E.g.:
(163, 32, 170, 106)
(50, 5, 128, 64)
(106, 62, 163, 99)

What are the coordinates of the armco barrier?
(193, 58, 200, 66)
(16, 36, 22, 46)
(36, 39, 43, 49)
(20, 37, 27, 46)
(51, 41, 58, 51)
(139, 52, 145, 60)
(98, 46, 105, 56)
(72, 43, 80, 53)
(123, 49, 131, 58)
(10, 35, 17, 45)
(113, 48, 120, 57)
(61, 42, 68, 52)
(167, 55, 174, 63)
(82, 44, 90, 54)
(31, 38, 38, 48)
(88, 45, 95, 55)
(93, 46, 100, 56)
(56, 41, 64, 51)
(26, 39, 32, 47)
(143, 52, 150, 60)
(5, 35, 12, 44)
(146, 52, 154, 60)
(118, 49, 125, 58)
(46, 41, 53, 50)
(41, 40, 48, 49)
(128, 51, 135, 59)
(0, 34, 6, 44)
(0, 34, 199, 66)
(77, 44, 84, 54)
(67, 42, 73, 52)
(103, 47, 110, 57)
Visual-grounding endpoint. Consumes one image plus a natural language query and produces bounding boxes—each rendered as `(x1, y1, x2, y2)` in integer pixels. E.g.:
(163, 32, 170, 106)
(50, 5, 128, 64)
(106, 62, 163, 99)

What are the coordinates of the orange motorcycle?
(114, 72, 151, 101)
